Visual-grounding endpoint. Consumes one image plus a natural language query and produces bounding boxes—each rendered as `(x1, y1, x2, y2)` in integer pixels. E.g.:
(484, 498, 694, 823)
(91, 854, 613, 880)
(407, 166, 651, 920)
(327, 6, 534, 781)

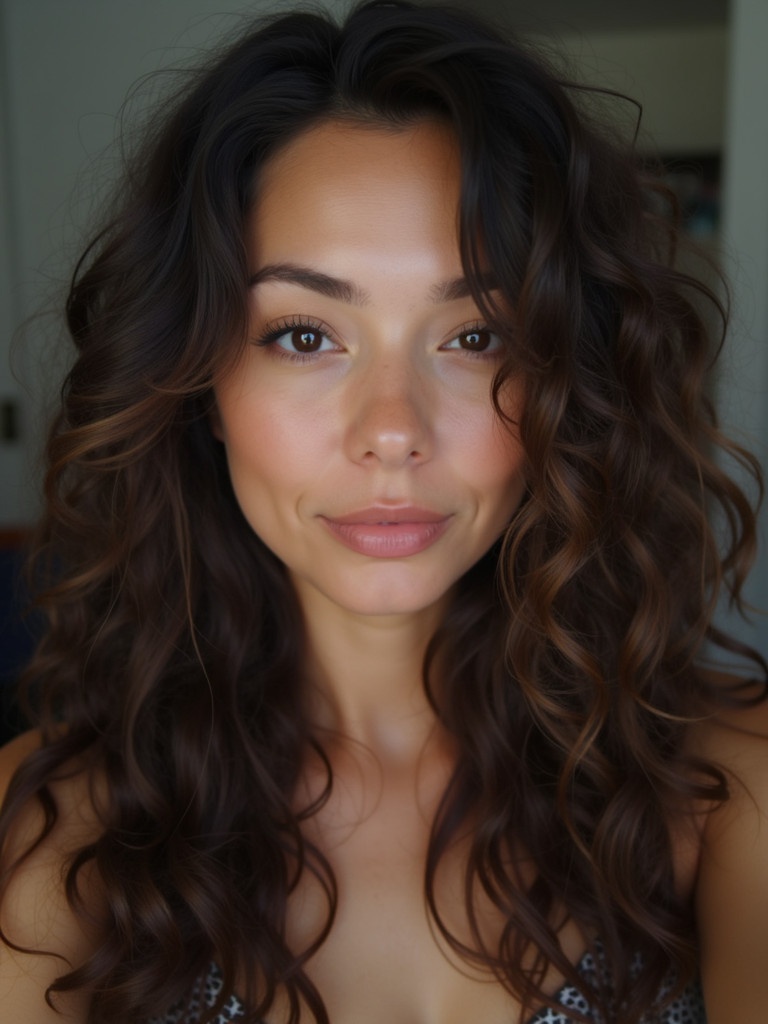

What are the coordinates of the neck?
(295, 584, 449, 763)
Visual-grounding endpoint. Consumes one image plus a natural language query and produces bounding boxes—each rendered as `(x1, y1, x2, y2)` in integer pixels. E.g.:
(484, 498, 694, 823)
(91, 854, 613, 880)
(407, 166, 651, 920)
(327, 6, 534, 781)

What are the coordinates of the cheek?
(474, 421, 527, 528)
(215, 383, 334, 502)
(441, 386, 526, 492)
(488, 441, 527, 519)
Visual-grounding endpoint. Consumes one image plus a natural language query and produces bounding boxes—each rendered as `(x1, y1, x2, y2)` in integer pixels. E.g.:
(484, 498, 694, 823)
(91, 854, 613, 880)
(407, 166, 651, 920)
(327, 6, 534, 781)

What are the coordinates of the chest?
(265, 763, 583, 1024)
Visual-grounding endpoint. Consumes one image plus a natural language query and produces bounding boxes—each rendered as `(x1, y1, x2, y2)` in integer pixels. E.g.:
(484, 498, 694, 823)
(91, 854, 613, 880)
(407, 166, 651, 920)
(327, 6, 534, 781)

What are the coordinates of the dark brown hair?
(1, 2, 764, 1022)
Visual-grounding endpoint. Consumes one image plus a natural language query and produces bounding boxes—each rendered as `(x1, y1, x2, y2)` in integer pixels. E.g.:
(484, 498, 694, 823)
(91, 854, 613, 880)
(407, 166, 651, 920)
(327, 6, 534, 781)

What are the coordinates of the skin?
(212, 119, 526, 748)
(0, 120, 767, 1024)
(211, 121, 558, 1022)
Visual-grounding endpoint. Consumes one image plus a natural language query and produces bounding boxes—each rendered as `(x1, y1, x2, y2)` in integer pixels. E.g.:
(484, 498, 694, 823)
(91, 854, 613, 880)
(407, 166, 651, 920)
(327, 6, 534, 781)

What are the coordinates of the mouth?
(326, 506, 449, 525)
(320, 506, 452, 557)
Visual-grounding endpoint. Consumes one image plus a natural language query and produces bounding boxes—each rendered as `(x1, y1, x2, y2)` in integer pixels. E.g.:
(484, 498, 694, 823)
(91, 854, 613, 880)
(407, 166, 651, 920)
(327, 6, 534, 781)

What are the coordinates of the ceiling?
(455, 0, 729, 33)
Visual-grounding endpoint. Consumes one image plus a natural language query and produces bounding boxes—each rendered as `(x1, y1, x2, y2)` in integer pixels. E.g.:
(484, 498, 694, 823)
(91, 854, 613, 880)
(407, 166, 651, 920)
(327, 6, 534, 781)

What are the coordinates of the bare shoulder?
(694, 676, 768, 754)
(0, 730, 103, 1023)
(0, 730, 43, 791)
(691, 687, 768, 1024)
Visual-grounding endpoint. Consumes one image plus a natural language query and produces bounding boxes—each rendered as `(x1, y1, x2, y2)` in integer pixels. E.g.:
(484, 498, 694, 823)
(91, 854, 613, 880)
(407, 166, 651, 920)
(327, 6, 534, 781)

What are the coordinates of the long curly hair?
(1, 2, 764, 1022)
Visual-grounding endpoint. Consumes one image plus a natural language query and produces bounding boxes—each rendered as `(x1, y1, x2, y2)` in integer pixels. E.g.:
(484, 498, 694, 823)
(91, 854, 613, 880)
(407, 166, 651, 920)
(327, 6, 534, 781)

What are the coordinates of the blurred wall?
(718, 0, 768, 645)
(528, 23, 728, 153)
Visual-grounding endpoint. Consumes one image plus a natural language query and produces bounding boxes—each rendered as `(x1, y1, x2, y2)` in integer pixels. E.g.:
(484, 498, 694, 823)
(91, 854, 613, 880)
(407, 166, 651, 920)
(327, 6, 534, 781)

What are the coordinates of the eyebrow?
(249, 262, 499, 306)
(429, 272, 499, 303)
(249, 264, 370, 305)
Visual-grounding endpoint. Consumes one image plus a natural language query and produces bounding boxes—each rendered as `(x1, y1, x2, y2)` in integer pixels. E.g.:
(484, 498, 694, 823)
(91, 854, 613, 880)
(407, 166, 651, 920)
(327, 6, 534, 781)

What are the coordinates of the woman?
(0, 2, 766, 1022)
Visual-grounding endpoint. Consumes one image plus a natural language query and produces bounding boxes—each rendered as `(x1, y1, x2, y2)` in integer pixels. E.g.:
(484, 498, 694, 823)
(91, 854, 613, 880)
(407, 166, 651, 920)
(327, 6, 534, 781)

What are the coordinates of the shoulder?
(691, 691, 768, 1024)
(0, 730, 103, 1023)
(0, 730, 42, 787)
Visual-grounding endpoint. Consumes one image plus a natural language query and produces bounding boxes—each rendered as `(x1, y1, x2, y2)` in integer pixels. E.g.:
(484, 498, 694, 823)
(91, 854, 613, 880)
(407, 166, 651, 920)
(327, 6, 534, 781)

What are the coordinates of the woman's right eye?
(274, 327, 336, 354)
(256, 322, 340, 357)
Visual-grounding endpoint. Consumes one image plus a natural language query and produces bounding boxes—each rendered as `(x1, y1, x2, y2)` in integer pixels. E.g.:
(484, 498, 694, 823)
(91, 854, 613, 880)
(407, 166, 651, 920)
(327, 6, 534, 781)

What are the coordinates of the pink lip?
(320, 506, 452, 557)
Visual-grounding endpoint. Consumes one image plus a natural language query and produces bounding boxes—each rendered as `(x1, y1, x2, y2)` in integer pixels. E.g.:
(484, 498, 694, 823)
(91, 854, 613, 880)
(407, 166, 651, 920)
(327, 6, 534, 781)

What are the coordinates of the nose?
(345, 358, 433, 468)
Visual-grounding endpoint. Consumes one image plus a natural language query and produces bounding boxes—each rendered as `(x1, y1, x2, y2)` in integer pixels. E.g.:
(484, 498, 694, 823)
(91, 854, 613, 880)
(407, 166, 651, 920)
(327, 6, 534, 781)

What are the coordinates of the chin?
(293, 569, 457, 622)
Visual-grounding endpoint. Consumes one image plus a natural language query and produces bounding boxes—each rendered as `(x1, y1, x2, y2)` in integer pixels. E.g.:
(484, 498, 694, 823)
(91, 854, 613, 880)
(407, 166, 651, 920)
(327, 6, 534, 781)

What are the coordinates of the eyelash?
(253, 316, 339, 363)
(253, 317, 501, 362)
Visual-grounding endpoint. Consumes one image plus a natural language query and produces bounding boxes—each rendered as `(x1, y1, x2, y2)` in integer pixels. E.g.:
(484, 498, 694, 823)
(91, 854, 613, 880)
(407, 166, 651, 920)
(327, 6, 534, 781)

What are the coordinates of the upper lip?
(322, 506, 450, 525)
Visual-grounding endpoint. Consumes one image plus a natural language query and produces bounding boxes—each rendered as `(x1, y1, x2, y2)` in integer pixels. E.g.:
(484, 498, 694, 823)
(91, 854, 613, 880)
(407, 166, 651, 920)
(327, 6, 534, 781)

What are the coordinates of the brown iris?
(458, 329, 493, 351)
(290, 328, 324, 352)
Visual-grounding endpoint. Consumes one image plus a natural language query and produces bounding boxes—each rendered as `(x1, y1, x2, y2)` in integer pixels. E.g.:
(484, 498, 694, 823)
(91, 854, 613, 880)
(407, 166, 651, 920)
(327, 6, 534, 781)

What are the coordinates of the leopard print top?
(150, 946, 706, 1023)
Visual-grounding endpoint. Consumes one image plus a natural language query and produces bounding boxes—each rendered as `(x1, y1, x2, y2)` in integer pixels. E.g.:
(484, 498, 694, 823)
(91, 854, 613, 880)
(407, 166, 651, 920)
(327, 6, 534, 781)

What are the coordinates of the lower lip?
(321, 517, 451, 557)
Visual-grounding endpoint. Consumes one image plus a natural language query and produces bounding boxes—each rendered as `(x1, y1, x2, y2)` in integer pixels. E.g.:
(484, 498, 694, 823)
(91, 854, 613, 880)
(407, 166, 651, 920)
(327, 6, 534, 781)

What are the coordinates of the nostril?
(345, 371, 433, 467)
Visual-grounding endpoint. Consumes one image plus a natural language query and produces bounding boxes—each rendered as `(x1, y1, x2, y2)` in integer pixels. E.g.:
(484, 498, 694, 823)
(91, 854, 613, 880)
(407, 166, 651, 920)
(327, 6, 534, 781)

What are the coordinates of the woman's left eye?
(441, 328, 501, 354)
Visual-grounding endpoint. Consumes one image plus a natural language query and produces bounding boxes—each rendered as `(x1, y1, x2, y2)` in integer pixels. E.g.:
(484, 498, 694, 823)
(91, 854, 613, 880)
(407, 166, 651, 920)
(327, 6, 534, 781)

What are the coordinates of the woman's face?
(213, 119, 526, 622)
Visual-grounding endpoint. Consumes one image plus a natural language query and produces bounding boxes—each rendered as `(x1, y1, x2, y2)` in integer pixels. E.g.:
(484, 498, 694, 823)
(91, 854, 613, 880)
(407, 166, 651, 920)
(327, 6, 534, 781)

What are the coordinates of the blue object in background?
(0, 543, 39, 745)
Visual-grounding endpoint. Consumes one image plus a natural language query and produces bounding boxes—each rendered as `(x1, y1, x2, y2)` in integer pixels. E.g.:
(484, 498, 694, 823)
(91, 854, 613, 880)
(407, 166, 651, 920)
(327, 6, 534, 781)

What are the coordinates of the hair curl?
(1, 2, 765, 1022)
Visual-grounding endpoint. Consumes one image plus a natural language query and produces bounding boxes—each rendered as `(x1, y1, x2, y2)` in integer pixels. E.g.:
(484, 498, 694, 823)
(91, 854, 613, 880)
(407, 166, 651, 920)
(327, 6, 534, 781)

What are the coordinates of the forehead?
(246, 119, 463, 269)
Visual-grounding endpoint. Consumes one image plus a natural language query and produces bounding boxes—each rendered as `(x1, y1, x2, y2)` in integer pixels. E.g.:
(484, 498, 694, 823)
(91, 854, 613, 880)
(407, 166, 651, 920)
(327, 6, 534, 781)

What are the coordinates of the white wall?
(532, 24, 728, 154)
(716, 0, 768, 647)
(0, 0, 27, 523)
